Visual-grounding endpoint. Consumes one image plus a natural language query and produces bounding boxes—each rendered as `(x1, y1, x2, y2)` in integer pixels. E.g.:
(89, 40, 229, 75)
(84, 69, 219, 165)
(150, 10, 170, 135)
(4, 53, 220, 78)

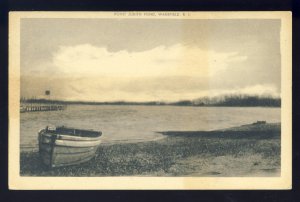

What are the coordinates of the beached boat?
(38, 126, 102, 168)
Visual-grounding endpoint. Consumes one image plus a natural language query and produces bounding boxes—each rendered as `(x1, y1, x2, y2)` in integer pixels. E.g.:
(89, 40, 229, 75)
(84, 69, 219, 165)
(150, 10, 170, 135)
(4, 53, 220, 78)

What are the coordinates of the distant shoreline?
(21, 96, 281, 107)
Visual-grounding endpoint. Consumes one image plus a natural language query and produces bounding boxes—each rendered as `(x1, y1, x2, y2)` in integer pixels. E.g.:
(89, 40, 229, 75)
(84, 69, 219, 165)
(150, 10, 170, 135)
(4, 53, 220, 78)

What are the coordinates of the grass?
(20, 123, 280, 176)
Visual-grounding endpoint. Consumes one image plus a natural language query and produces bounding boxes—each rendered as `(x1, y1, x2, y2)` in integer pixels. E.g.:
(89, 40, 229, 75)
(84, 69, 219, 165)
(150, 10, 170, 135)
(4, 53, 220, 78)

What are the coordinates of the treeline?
(21, 94, 280, 107)
(21, 99, 167, 106)
(192, 94, 280, 107)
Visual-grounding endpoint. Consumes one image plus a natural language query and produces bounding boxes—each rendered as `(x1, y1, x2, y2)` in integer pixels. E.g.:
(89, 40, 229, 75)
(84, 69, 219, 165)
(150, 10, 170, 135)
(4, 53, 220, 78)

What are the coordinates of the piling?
(20, 104, 66, 113)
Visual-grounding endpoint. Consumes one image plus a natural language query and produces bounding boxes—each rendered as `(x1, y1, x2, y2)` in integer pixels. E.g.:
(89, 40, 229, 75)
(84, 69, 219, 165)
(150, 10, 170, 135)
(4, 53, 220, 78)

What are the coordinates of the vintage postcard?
(9, 11, 292, 189)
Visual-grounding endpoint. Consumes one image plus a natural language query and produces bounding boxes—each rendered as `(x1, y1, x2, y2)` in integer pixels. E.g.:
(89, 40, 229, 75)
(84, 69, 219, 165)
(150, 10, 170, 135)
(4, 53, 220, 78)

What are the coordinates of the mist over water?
(20, 105, 280, 152)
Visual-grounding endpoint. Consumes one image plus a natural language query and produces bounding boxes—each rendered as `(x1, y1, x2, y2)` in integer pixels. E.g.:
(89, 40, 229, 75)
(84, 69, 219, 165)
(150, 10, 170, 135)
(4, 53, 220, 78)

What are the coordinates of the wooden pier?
(20, 105, 67, 113)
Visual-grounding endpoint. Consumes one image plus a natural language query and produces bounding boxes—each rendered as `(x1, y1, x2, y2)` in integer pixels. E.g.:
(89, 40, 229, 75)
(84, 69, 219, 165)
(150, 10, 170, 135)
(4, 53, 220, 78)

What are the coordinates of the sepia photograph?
(9, 11, 292, 189)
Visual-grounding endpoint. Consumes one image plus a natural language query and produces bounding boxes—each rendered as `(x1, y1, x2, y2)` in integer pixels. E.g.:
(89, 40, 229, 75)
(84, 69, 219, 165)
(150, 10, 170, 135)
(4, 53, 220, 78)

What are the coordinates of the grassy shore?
(20, 122, 280, 176)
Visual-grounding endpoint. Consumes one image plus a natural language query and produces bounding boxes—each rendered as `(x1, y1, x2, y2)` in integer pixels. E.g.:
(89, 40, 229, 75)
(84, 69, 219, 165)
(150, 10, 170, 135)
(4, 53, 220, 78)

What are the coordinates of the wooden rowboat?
(38, 126, 102, 168)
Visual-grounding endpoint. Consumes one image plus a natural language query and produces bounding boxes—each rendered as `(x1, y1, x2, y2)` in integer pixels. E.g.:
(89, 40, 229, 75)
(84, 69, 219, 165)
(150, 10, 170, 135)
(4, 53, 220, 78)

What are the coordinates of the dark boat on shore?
(38, 126, 102, 168)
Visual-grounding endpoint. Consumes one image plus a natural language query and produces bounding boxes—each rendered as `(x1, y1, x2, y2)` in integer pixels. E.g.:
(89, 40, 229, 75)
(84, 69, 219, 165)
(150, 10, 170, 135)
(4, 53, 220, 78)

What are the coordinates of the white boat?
(38, 126, 102, 168)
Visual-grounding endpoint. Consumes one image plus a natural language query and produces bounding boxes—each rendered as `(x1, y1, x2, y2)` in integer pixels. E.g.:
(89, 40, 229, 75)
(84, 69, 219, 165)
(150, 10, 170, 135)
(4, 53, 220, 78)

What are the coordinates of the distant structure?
(45, 90, 50, 96)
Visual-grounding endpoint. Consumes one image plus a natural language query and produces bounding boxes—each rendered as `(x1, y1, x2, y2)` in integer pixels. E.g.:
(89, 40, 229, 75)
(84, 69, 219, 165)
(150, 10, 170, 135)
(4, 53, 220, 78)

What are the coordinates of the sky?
(21, 18, 281, 102)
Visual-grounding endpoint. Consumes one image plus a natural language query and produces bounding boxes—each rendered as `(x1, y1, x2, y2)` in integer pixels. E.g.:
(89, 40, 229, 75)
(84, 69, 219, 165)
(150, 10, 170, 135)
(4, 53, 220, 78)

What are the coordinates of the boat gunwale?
(40, 127, 102, 137)
(41, 132, 102, 141)
(54, 126, 102, 137)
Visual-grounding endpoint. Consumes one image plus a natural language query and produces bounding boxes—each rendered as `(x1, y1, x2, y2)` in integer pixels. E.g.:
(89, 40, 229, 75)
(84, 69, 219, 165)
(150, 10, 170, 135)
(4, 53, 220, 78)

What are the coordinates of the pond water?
(20, 105, 280, 151)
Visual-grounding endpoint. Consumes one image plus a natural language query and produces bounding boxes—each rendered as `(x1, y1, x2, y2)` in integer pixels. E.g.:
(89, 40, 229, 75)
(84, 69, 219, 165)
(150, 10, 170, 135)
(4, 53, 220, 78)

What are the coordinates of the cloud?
(207, 84, 280, 97)
(51, 43, 247, 78)
(22, 43, 282, 101)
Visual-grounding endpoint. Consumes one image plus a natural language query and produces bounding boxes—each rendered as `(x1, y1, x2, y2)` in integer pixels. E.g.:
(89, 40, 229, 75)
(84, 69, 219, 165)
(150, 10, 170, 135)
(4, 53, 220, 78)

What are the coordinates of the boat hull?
(38, 128, 101, 168)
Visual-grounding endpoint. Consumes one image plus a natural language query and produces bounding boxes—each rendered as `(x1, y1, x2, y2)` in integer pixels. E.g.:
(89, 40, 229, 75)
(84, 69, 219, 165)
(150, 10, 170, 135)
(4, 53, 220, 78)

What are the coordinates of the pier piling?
(20, 104, 66, 113)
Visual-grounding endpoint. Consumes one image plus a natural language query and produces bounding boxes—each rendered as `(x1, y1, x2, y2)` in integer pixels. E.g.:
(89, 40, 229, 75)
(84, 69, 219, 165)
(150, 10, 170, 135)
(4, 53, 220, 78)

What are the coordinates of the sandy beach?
(20, 122, 280, 177)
